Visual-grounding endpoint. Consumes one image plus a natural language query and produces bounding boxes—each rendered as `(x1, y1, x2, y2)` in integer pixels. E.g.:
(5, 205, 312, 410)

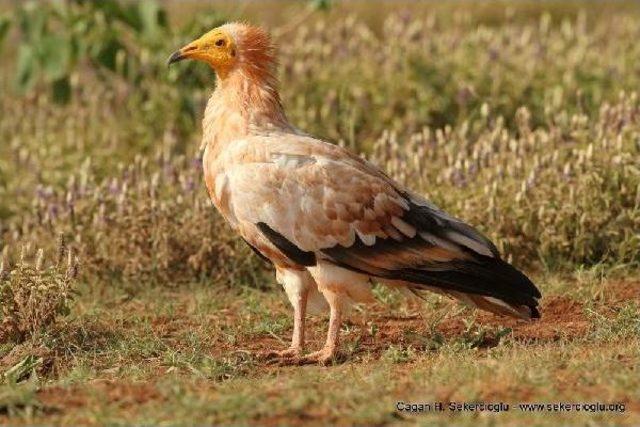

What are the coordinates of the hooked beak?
(167, 50, 186, 66)
(167, 42, 199, 66)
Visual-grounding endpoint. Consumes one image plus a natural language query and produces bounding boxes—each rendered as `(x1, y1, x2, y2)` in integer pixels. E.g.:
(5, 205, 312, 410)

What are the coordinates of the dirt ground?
(0, 277, 635, 425)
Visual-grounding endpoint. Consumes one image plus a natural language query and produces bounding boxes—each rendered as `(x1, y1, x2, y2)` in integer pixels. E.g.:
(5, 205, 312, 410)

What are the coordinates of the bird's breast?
(202, 144, 235, 226)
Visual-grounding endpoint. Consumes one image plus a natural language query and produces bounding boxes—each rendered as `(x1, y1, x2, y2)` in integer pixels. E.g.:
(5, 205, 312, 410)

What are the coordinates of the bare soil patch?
(38, 381, 163, 413)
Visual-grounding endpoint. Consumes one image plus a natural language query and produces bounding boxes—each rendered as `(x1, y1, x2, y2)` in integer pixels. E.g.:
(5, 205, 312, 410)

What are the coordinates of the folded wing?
(222, 135, 541, 318)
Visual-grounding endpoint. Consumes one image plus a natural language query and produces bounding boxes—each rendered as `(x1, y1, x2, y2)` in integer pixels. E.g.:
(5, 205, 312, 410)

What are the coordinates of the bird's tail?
(411, 285, 540, 320)
(446, 289, 539, 320)
(403, 258, 541, 320)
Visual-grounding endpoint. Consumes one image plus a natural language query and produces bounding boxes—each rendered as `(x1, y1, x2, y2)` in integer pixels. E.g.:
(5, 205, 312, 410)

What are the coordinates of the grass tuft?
(0, 239, 79, 344)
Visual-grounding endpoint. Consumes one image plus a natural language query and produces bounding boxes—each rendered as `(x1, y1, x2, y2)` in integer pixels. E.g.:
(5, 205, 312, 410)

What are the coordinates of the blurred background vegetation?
(0, 0, 638, 296)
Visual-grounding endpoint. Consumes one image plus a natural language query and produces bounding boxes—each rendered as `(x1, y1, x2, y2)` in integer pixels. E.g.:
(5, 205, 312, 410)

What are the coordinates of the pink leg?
(277, 285, 308, 357)
(299, 289, 343, 365)
(260, 275, 309, 362)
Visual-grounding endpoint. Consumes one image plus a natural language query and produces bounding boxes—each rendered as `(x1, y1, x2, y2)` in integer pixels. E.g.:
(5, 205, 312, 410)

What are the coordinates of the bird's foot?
(256, 346, 302, 362)
(296, 346, 336, 366)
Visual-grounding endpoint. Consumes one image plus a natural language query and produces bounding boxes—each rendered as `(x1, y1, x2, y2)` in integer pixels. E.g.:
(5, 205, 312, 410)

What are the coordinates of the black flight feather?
(256, 222, 316, 266)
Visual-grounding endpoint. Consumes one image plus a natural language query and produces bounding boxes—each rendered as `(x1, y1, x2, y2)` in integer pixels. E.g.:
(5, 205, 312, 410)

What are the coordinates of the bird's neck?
(202, 68, 291, 153)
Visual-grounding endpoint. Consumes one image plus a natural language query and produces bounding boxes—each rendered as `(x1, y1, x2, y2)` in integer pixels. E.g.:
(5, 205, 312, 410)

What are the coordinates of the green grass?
(0, 272, 638, 425)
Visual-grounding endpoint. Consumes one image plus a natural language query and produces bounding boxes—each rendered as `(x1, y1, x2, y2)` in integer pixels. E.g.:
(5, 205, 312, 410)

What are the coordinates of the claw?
(256, 347, 302, 362)
(296, 347, 336, 366)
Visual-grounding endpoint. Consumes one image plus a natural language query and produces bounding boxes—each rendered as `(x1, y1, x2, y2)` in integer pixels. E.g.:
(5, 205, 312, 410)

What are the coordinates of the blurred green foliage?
(5, 1, 640, 137)
(0, 13, 10, 53)
(9, 0, 224, 110)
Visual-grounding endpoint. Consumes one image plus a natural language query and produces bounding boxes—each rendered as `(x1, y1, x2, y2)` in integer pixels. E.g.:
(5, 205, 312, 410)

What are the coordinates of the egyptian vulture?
(168, 23, 541, 365)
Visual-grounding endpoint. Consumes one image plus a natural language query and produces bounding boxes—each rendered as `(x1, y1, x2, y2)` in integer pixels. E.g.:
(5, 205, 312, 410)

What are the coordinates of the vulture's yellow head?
(168, 23, 274, 80)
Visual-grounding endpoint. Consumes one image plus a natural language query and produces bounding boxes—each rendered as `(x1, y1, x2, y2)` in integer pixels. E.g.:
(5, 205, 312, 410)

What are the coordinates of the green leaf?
(90, 0, 127, 24)
(138, 0, 167, 38)
(0, 15, 10, 53)
(93, 37, 125, 72)
(51, 76, 71, 104)
(312, 0, 332, 11)
(17, 1, 46, 42)
(49, 0, 70, 18)
(3, 355, 43, 384)
(39, 35, 71, 81)
(14, 45, 37, 93)
(120, 3, 143, 32)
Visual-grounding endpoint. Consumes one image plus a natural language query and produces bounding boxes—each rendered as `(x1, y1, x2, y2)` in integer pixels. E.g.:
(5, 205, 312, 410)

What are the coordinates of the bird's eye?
(215, 39, 225, 47)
